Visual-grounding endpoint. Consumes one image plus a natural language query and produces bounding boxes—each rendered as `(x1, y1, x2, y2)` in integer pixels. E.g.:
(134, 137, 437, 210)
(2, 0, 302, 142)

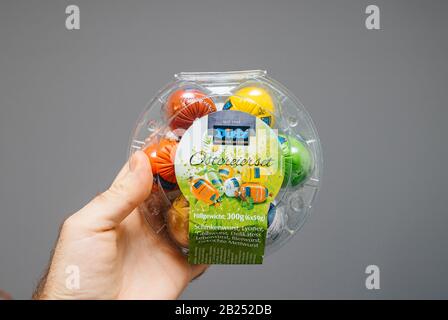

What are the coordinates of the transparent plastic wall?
(129, 70, 322, 256)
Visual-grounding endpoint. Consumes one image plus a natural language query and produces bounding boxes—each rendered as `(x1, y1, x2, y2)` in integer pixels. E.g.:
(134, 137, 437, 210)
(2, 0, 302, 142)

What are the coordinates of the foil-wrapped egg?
(166, 195, 190, 248)
(223, 86, 276, 127)
(190, 178, 221, 206)
(239, 183, 270, 204)
(165, 89, 216, 130)
(144, 139, 178, 187)
(240, 166, 268, 184)
(278, 134, 312, 187)
(218, 165, 234, 180)
(206, 171, 224, 195)
(224, 177, 241, 197)
(266, 203, 283, 240)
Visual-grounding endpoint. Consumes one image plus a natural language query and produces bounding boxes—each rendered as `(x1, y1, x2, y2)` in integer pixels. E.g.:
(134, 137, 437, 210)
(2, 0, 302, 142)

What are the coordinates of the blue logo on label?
(214, 127, 249, 140)
(213, 126, 250, 145)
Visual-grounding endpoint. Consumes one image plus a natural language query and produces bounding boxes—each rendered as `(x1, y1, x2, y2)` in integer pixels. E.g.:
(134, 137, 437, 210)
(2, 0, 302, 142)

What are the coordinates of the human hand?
(33, 151, 207, 300)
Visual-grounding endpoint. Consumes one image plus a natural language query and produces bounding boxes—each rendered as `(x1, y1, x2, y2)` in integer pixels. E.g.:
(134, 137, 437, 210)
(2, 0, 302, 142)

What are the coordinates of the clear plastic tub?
(129, 70, 322, 262)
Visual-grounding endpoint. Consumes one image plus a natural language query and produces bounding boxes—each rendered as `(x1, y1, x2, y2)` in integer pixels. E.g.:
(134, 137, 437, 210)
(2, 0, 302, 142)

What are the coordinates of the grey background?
(0, 0, 447, 299)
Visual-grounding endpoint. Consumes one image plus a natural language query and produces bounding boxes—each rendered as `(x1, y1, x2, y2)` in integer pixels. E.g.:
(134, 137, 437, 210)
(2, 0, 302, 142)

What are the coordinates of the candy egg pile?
(129, 70, 322, 260)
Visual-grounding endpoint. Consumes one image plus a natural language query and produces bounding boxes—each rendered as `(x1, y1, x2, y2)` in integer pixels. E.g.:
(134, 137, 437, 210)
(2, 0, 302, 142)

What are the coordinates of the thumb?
(78, 150, 153, 230)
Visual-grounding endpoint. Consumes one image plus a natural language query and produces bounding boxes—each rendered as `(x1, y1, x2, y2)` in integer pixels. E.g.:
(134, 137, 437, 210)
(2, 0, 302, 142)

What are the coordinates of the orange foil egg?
(166, 89, 216, 130)
(190, 178, 221, 206)
(144, 139, 178, 186)
(143, 142, 159, 176)
(239, 183, 270, 203)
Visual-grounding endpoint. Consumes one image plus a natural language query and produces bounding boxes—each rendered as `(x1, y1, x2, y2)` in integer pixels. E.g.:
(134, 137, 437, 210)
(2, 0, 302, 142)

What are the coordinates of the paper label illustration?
(175, 110, 283, 264)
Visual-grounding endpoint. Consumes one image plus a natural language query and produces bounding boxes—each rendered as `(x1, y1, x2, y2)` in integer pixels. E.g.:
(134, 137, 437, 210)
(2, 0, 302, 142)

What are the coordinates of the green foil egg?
(278, 134, 313, 187)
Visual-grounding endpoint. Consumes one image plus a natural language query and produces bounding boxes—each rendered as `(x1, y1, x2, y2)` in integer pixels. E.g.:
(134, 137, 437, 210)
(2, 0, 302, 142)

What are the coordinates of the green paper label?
(175, 110, 283, 264)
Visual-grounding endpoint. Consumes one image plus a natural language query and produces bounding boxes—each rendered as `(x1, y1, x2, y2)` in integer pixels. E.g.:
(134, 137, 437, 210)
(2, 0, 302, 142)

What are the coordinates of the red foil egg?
(143, 142, 159, 176)
(144, 139, 178, 185)
(166, 89, 216, 130)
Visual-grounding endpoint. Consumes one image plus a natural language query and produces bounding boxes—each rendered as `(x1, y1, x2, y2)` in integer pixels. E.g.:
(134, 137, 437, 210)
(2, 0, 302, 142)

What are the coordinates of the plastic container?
(129, 70, 322, 262)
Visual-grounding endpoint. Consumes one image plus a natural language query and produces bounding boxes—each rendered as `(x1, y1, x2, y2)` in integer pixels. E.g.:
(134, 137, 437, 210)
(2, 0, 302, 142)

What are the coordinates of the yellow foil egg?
(241, 166, 268, 184)
(223, 86, 276, 127)
(166, 195, 190, 248)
